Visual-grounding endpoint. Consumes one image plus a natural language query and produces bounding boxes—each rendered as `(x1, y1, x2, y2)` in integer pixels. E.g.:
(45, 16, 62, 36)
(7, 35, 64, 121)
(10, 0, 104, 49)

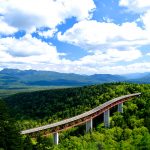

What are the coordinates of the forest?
(0, 82, 150, 149)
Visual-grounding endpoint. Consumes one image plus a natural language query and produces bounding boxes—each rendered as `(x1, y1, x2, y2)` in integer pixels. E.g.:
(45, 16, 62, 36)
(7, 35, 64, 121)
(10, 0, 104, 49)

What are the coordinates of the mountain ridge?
(0, 68, 149, 89)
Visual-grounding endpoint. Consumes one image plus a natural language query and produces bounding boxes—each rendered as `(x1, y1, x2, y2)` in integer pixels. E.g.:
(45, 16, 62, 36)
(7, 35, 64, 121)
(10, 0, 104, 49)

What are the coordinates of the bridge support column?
(86, 119, 93, 132)
(104, 110, 110, 128)
(118, 103, 123, 113)
(53, 132, 59, 145)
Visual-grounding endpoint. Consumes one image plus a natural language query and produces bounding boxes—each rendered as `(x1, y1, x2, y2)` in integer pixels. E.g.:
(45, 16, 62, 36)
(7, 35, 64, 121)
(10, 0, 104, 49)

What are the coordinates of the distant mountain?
(129, 74, 150, 83)
(0, 68, 127, 89)
(123, 72, 150, 79)
(0, 68, 149, 89)
(89, 74, 125, 82)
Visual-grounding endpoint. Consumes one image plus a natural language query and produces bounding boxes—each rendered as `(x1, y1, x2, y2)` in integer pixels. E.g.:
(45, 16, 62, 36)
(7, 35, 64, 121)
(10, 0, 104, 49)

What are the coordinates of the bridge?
(21, 93, 141, 145)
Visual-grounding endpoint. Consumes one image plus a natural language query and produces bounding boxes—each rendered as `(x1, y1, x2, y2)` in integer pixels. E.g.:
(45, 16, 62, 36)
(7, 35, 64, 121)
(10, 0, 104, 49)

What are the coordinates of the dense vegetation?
(4, 83, 131, 130)
(0, 99, 22, 149)
(0, 86, 71, 98)
(1, 83, 150, 149)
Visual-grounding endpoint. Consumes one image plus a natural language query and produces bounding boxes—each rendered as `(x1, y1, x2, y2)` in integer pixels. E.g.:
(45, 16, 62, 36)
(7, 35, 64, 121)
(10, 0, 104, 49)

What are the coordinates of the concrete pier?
(86, 119, 93, 132)
(104, 110, 110, 128)
(118, 103, 123, 113)
(53, 132, 59, 145)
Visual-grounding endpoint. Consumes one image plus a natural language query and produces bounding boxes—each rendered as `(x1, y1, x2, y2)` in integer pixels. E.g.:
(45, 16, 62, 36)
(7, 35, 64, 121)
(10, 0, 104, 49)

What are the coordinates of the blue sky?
(0, 0, 150, 74)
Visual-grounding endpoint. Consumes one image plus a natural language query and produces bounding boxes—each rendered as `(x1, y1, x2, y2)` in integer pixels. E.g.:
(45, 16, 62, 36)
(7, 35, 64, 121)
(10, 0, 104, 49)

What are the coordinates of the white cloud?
(147, 53, 150, 56)
(0, 34, 144, 74)
(93, 62, 150, 75)
(57, 0, 150, 51)
(119, 0, 150, 13)
(0, 34, 61, 64)
(38, 29, 58, 38)
(102, 17, 114, 23)
(0, 0, 95, 33)
(2, 60, 149, 75)
(0, 0, 150, 75)
(2, 62, 150, 75)
(0, 17, 18, 34)
(57, 0, 150, 59)
(119, 0, 150, 40)
(58, 20, 148, 50)
(3, 61, 150, 75)
(74, 48, 142, 66)
(142, 11, 150, 32)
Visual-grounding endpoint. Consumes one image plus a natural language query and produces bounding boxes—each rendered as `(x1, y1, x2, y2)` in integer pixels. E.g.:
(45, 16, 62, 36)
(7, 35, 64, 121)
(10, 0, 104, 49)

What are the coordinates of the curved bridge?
(21, 93, 141, 144)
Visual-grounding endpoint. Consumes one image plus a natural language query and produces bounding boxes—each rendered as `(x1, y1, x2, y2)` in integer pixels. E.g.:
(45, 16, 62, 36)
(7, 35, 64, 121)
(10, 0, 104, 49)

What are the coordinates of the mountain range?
(0, 68, 150, 89)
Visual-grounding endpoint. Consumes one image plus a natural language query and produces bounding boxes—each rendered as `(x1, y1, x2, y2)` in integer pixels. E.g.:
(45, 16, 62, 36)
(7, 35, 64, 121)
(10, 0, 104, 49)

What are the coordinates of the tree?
(111, 112, 125, 128)
(23, 136, 33, 150)
(138, 133, 150, 149)
(35, 134, 53, 150)
(0, 99, 22, 150)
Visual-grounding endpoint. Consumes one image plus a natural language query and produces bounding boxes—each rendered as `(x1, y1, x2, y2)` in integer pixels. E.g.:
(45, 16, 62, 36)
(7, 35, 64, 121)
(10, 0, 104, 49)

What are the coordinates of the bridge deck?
(21, 93, 141, 134)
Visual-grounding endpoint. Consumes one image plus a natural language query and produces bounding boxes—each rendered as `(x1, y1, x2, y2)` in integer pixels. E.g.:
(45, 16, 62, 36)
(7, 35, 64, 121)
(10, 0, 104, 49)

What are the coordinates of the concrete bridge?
(21, 93, 141, 145)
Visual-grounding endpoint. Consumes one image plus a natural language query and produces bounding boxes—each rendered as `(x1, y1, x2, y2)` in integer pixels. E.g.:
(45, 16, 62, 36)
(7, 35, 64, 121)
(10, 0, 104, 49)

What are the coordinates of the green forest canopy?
(1, 83, 150, 149)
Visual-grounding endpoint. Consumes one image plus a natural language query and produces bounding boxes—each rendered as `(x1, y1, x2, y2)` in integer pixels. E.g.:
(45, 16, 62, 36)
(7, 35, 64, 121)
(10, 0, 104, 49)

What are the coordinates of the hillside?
(123, 72, 150, 79)
(130, 74, 150, 84)
(1, 69, 150, 91)
(4, 82, 149, 128)
(0, 68, 126, 89)
(3, 83, 150, 149)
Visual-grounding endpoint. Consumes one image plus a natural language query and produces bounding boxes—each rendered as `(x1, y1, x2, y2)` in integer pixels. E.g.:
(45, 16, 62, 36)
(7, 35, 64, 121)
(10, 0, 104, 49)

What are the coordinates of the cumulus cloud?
(0, 0, 95, 33)
(0, 34, 61, 64)
(2, 60, 149, 75)
(0, 29, 143, 74)
(0, 0, 150, 74)
(38, 28, 58, 38)
(73, 48, 142, 66)
(142, 11, 150, 32)
(118, 1, 150, 61)
(147, 53, 150, 56)
(57, 0, 150, 53)
(119, 0, 150, 13)
(0, 36, 143, 74)
(119, 0, 150, 33)
(0, 17, 18, 34)
(58, 20, 148, 50)
(93, 62, 150, 75)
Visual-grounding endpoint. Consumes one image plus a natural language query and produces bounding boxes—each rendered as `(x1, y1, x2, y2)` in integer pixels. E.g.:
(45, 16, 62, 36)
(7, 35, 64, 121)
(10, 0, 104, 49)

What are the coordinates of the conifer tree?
(0, 99, 22, 150)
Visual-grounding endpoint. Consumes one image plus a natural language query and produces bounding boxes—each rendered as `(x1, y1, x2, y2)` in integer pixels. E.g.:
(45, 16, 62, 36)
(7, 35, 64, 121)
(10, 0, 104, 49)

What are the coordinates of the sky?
(0, 0, 150, 75)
